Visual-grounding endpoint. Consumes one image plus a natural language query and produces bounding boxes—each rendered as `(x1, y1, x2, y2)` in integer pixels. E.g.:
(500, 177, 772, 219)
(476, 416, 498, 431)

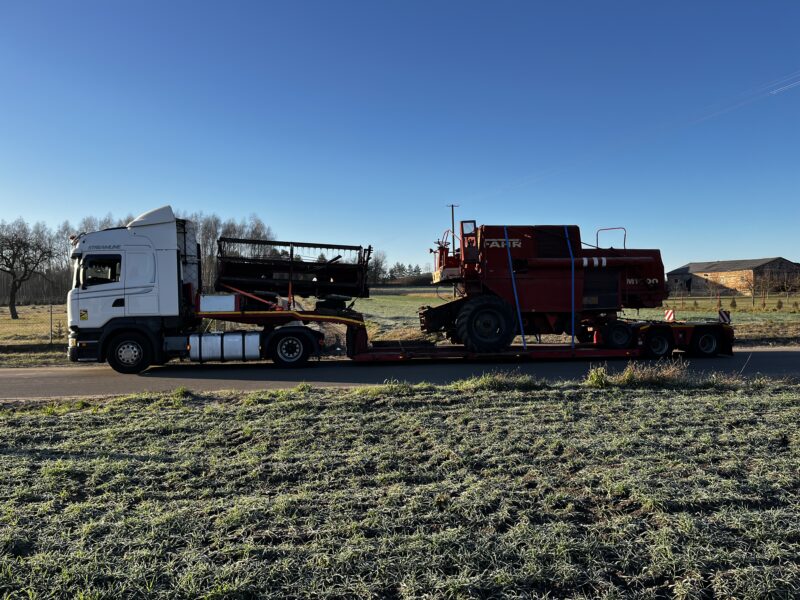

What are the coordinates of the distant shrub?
(729, 297, 737, 309)
(583, 366, 611, 389)
(692, 300, 699, 309)
(793, 301, 799, 311)
(776, 299, 783, 310)
(172, 386, 191, 400)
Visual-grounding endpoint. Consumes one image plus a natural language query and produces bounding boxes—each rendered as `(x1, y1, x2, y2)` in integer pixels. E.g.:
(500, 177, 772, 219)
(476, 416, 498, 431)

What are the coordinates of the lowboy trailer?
(67, 206, 733, 374)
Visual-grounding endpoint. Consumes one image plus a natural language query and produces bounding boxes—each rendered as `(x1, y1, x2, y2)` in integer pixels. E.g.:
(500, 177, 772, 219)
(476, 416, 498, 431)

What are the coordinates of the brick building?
(667, 257, 800, 295)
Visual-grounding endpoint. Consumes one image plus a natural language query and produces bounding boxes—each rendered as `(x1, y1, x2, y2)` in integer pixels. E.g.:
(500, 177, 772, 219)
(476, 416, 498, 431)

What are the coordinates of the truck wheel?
(604, 323, 634, 349)
(456, 296, 515, 353)
(690, 330, 719, 357)
(644, 328, 674, 359)
(271, 332, 311, 367)
(107, 333, 153, 374)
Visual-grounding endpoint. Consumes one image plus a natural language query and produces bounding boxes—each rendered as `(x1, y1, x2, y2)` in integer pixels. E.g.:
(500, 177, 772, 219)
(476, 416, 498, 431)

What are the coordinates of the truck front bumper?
(68, 330, 102, 363)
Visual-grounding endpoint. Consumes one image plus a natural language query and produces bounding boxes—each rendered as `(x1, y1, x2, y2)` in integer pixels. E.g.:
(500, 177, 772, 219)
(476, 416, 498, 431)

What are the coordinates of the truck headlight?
(68, 338, 77, 347)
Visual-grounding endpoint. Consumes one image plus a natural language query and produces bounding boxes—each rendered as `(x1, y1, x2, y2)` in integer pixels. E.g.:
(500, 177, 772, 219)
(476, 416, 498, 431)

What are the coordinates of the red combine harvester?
(402, 220, 732, 360)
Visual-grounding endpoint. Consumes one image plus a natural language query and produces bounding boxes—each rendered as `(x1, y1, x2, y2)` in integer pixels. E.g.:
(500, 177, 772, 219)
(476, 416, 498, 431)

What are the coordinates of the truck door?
(77, 253, 125, 328)
(125, 251, 159, 315)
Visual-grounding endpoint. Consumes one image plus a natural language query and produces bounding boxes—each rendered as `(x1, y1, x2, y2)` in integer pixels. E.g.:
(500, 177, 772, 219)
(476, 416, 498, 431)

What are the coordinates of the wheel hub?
(277, 337, 302, 361)
(648, 336, 669, 356)
(698, 334, 717, 354)
(474, 311, 501, 340)
(117, 342, 142, 366)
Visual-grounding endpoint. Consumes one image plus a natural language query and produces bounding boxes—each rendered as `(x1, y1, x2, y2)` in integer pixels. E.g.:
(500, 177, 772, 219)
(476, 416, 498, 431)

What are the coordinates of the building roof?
(667, 258, 785, 275)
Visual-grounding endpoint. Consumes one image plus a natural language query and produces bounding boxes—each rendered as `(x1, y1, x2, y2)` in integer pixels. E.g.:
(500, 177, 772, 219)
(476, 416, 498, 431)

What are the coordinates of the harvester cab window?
(81, 254, 122, 288)
(461, 221, 479, 263)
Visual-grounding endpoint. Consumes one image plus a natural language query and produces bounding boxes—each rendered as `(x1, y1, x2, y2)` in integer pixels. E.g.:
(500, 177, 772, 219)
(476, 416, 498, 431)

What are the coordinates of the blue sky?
(0, 1, 798, 271)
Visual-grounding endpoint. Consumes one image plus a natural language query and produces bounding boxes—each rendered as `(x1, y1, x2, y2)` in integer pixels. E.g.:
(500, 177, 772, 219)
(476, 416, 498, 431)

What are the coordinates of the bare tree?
(741, 271, 757, 307)
(98, 213, 115, 229)
(115, 214, 135, 227)
(247, 214, 274, 241)
(78, 216, 99, 234)
(53, 221, 75, 272)
(0, 219, 55, 319)
(367, 250, 387, 284)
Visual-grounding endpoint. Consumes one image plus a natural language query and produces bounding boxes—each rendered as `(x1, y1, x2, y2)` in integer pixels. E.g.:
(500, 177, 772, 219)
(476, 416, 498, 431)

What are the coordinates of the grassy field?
(0, 305, 68, 367)
(0, 368, 798, 598)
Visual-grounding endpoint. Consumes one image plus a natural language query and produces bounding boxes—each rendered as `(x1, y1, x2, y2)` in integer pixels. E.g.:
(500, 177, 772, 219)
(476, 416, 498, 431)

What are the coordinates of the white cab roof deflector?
(127, 206, 175, 229)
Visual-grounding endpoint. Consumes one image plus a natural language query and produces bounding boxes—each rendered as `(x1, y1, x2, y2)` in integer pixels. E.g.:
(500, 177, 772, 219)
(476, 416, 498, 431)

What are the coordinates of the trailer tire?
(643, 328, 674, 359)
(604, 323, 634, 349)
(690, 329, 720, 358)
(270, 332, 311, 367)
(106, 332, 153, 374)
(456, 296, 516, 353)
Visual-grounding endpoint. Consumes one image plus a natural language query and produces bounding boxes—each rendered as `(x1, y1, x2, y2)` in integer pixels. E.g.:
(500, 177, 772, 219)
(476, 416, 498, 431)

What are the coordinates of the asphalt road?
(0, 347, 798, 400)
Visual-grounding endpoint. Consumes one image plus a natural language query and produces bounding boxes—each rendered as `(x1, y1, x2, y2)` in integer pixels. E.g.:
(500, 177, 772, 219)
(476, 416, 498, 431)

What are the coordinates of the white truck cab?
(68, 206, 201, 371)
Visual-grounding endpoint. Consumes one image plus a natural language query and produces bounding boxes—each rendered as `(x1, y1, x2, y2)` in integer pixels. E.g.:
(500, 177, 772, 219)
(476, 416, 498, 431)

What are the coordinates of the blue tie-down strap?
(503, 226, 527, 350)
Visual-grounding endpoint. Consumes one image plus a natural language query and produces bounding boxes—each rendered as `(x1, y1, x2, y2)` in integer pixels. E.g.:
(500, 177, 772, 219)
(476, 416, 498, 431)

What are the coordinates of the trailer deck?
(349, 342, 642, 362)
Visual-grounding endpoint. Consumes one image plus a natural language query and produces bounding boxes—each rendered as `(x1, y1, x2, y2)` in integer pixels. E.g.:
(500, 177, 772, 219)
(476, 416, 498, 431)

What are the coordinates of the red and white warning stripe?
(581, 257, 608, 268)
(665, 309, 675, 322)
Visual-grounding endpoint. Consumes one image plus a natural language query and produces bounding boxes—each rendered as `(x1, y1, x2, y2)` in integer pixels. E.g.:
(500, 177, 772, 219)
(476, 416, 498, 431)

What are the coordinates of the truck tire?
(456, 296, 516, 353)
(270, 332, 311, 367)
(106, 332, 153, 374)
(643, 328, 674, 359)
(690, 329, 719, 358)
(603, 323, 634, 349)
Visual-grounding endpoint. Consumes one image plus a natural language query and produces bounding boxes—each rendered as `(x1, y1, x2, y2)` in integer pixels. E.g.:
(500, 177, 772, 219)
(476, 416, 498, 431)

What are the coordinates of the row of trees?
(0, 212, 428, 318)
(365, 254, 428, 284)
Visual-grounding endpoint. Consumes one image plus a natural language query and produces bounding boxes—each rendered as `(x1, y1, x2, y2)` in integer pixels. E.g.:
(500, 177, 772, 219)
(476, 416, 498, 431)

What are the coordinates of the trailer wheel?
(270, 332, 311, 367)
(690, 330, 719, 357)
(643, 328, 674, 359)
(456, 296, 515, 353)
(604, 323, 634, 349)
(107, 332, 153, 374)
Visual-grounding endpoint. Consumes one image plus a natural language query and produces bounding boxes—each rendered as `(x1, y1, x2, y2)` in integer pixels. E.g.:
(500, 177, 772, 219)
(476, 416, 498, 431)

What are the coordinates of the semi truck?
(67, 206, 733, 373)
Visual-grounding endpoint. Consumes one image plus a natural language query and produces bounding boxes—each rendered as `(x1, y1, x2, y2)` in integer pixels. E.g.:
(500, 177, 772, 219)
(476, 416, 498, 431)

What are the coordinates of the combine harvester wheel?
(456, 296, 516, 353)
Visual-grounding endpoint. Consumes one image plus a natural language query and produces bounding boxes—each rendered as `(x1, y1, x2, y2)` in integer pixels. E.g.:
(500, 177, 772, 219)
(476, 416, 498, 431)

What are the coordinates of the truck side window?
(81, 255, 121, 287)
